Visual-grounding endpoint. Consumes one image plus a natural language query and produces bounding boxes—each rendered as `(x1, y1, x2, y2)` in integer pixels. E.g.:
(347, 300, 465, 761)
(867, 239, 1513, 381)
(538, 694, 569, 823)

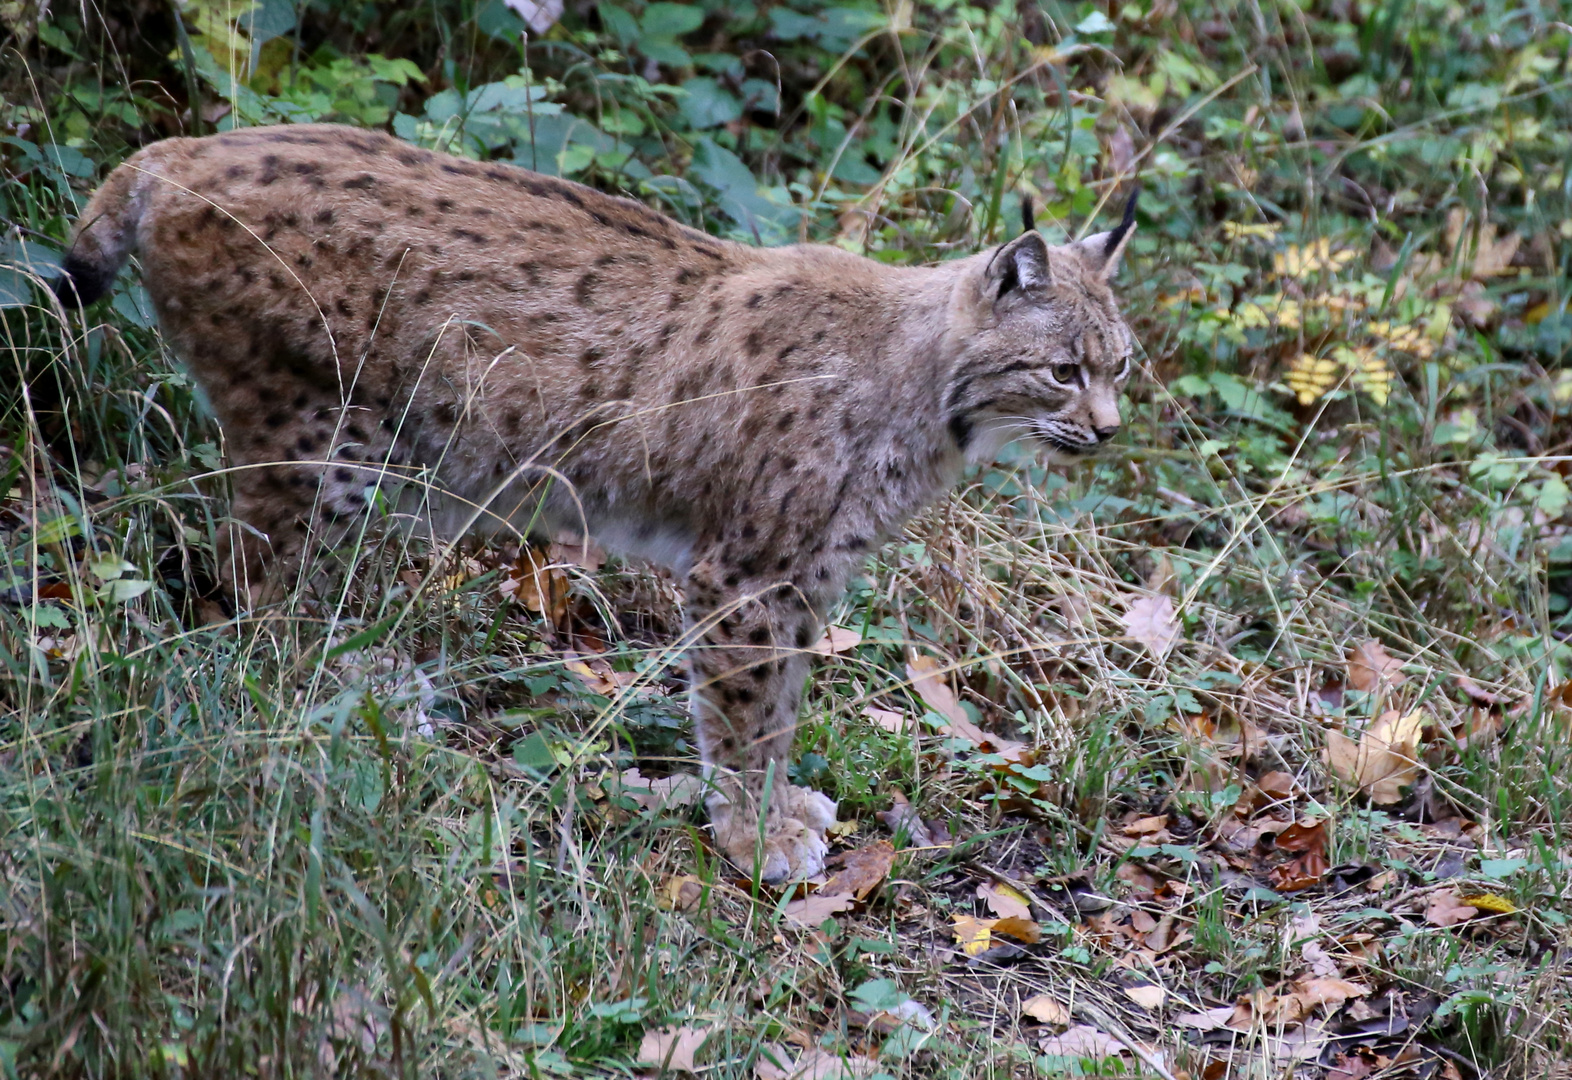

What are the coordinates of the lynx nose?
(1093, 424, 1120, 444)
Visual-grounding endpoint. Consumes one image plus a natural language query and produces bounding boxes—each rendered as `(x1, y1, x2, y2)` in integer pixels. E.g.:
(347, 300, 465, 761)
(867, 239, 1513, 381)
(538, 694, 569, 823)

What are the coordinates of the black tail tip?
(50, 253, 114, 308)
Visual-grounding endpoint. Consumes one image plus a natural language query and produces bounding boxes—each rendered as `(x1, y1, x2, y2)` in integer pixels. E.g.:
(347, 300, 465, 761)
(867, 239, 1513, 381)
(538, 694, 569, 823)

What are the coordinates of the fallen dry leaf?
(1121, 595, 1179, 658)
(1257, 770, 1298, 800)
(903, 652, 1025, 757)
(951, 914, 1039, 955)
(1346, 640, 1407, 694)
(1292, 977, 1370, 1013)
(1459, 892, 1517, 915)
(500, 545, 570, 623)
(977, 881, 1032, 920)
(811, 626, 862, 655)
(1174, 1006, 1236, 1032)
(1123, 983, 1166, 1010)
(618, 769, 704, 812)
(1424, 888, 1480, 927)
(1287, 910, 1339, 979)
(904, 652, 1000, 747)
(1447, 207, 1521, 279)
(781, 891, 857, 928)
(990, 916, 1041, 944)
(1121, 814, 1170, 836)
(951, 914, 994, 956)
(819, 841, 894, 901)
(1275, 818, 1328, 854)
(862, 706, 911, 734)
(1037, 1024, 1127, 1060)
(755, 1046, 879, 1080)
(1325, 709, 1428, 804)
(1238, 977, 1369, 1026)
(876, 792, 949, 848)
(637, 1024, 713, 1073)
(1326, 1051, 1377, 1080)
(1454, 674, 1508, 707)
(658, 874, 706, 912)
(549, 531, 606, 571)
(905, 653, 967, 725)
(1021, 994, 1071, 1025)
(781, 841, 895, 928)
(565, 654, 642, 697)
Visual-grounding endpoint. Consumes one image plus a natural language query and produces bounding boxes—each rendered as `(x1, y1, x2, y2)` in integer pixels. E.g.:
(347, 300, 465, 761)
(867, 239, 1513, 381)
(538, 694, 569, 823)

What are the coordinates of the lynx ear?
(986, 230, 1051, 299)
(1075, 188, 1139, 281)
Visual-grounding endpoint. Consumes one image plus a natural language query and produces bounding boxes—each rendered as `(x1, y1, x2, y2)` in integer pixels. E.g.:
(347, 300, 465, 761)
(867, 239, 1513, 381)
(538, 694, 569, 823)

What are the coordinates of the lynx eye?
(1117, 356, 1132, 381)
(1051, 362, 1081, 386)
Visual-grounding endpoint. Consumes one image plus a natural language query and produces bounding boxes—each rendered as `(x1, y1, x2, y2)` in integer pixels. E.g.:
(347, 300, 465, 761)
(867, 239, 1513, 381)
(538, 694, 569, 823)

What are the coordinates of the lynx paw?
(711, 787, 839, 884)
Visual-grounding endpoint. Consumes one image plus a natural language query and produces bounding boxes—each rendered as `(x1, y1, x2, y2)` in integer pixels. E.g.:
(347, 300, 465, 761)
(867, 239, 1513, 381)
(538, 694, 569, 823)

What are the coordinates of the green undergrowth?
(4, 0, 1572, 1077)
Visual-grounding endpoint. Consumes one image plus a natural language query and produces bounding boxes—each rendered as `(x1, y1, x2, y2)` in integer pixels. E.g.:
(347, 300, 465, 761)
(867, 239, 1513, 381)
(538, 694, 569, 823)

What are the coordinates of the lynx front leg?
(685, 551, 838, 882)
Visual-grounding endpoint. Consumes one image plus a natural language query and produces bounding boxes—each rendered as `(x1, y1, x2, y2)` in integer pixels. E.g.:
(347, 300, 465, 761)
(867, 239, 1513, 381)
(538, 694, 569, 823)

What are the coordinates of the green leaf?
(640, 3, 704, 38)
(688, 136, 799, 243)
(768, 8, 822, 40)
(1538, 475, 1569, 519)
(513, 730, 558, 776)
(325, 617, 398, 660)
(88, 557, 135, 581)
(101, 578, 153, 603)
(848, 978, 908, 1012)
(678, 77, 741, 129)
(32, 515, 80, 545)
(598, 4, 640, 43)
(28, 604, 71, 629)
(1478, 857, 1526, 879)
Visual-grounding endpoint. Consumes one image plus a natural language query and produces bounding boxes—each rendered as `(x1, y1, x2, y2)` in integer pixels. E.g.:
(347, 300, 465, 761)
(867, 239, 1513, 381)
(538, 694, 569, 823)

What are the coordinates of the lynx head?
(945, 193, 1138, 464)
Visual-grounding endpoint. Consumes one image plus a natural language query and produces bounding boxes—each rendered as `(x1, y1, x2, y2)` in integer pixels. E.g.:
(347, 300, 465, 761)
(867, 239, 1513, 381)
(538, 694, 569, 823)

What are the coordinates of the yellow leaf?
(1334, 344, 1394, 406)
(1274, 238, 1357, 279)
(1222, 221, 1282, 241)
(951, 914, 993, 956)
(1286, 353, 1340, 405)
(1459, 892, 1518, 915)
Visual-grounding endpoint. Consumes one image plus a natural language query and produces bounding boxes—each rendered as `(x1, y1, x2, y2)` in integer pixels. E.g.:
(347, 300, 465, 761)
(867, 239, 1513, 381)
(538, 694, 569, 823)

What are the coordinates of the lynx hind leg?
(216, 407, 403, 606)
(686, 553, 839, 882)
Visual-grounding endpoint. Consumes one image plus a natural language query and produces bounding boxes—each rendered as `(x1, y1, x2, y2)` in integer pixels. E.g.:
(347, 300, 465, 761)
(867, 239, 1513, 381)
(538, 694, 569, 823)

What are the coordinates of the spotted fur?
(57, 124, 1137, 881)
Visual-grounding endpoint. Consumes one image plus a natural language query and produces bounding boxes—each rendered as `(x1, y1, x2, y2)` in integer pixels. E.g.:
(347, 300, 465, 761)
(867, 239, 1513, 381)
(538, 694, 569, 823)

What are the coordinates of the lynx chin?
(57, 124, 1139, 882)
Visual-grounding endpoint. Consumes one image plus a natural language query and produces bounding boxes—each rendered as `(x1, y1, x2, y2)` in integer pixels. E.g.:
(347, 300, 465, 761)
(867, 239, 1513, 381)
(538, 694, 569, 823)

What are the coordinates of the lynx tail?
(52, 147, 170, 307)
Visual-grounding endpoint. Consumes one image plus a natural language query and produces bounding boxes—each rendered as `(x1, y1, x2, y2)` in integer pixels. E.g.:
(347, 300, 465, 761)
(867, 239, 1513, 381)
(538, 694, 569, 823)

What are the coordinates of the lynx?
(57, 124, 1137, 882)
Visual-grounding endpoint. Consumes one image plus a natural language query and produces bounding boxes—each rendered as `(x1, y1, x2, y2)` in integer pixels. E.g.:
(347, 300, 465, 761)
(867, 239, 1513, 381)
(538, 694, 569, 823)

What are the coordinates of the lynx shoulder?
(58, 123, 1138, 881)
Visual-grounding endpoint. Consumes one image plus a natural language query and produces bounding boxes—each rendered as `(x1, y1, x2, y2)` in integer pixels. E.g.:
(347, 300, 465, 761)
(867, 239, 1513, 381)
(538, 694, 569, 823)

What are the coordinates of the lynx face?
(945, 222, 1137, 465)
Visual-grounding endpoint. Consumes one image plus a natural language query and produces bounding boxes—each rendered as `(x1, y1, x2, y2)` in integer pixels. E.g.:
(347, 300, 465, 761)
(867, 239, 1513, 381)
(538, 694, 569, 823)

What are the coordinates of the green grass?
(5, 0, 1572, 1076)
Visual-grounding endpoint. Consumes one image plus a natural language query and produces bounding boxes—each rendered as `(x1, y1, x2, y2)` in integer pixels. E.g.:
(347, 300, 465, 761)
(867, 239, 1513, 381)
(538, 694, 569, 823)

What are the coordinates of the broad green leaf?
(640, 2, 703, 38)
(678, 77, 741, 129)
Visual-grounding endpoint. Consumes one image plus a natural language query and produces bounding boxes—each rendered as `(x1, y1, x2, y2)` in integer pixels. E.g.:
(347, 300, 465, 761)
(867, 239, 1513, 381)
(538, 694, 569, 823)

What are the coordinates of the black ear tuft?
(1102, 186, 1140, 262)
(1021, 195, 1036, 235)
